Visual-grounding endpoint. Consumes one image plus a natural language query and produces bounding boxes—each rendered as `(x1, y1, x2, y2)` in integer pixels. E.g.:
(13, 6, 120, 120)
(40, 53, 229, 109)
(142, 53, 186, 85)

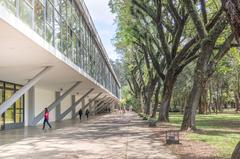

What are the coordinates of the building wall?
(35, 86, 55, 124)
(61, 95, 72, 120)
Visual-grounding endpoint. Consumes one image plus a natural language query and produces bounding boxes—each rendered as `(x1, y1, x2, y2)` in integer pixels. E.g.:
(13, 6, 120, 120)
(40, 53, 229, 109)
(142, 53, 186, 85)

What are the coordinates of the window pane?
(19, 0, 33, 27)
(55, 11, 61, 51)
(0, 82, 3, 87)
(67, 27, 72, 58)
(0, 0, 16, 15)
(16, 85, 21, 90)
(34, 0, 45, 37)
(15, 98, 23, 123)
(61, 21, 68, 55)
(5, 83, 14, 89)
(67, 0, 72, 26)
(46, 0, 54, 27)
(5, 90, 14, 124)
(46, 24, 53, 44)
(60, 0, 67, 20)
(5, 107, 14, 124)
(54, 0, 60, 12)
(72, 33, 77, 63)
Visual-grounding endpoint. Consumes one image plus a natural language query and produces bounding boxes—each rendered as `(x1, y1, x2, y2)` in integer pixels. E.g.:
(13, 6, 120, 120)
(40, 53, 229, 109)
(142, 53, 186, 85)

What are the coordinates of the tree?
(129, 0, 202, 122)
(181, 0, 234, 130)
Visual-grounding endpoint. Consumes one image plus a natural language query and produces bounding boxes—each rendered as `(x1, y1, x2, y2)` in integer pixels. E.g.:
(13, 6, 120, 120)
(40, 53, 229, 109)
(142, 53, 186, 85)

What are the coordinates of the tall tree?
(181, 0, 234, 130)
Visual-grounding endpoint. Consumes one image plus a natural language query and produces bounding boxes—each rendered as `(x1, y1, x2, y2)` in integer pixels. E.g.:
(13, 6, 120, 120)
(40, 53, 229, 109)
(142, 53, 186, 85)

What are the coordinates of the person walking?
(42, 108, 52, 130)
(85, 109, 89, 119)
(78, 109, 83, 121)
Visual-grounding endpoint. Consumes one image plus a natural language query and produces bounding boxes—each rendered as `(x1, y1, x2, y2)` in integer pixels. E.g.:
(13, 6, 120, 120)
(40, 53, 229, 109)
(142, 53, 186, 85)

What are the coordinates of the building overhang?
(0, 7, 119, 101)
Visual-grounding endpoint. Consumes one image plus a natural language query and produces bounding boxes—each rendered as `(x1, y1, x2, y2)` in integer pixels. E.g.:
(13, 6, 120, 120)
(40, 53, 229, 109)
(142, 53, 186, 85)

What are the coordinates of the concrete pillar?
(28, 87, 35, 126)
(55, 91, 61, 121)
(71, 95, 75, 119)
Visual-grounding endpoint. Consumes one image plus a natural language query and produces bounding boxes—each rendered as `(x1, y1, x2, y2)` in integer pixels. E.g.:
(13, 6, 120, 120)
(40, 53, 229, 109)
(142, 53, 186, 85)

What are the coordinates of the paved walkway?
(0, 112, 178, 159)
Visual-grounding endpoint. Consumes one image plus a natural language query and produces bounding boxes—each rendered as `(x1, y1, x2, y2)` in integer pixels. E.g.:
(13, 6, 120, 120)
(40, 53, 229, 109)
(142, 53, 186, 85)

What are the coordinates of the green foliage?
(169, 112, 240, 158)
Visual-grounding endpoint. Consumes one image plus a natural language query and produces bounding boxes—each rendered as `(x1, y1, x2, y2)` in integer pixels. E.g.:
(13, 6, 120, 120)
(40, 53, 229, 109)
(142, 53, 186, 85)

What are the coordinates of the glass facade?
(0, 81, 24, 130)
(0, 0, 120, 98)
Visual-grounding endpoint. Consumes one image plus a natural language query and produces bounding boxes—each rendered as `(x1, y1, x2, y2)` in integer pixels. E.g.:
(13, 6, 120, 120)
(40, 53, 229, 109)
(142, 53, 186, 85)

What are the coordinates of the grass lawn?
(169, 111, 240, 158)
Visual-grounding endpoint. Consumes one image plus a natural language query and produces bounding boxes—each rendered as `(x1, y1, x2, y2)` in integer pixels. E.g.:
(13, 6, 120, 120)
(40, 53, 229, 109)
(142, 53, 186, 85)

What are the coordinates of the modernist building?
(0, 0, 120, 130)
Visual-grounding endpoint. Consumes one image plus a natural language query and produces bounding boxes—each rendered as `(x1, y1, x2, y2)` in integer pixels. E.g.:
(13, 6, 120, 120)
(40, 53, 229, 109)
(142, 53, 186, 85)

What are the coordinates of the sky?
(84, 0, 118, 60)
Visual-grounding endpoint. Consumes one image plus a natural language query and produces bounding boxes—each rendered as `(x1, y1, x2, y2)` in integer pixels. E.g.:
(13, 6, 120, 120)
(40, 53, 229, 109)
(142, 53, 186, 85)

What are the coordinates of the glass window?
(15, 98, 23, 123)
(46, 1, 54, 44)
(19, 0, 33, 27)
(0, 81, 25, 128)
(16, 85, 21, 90)
(5, 83, 14, 89)
(60, 0, 67, 20)
(67, 0, 72, 25)
(46, 24, 53, 44)
(67, 27, 73, 58)
(34, 0, 45, 37)
(61, 21, 68, 55)
(46, 0, 54, 26)
(54, 0, 60, 12)
(55, 11, 61, 51)
(72, 33, 77, 63)
(0, 0, 16, 14)
(0, 88, 3, 104)
(5, 90, 14, 124)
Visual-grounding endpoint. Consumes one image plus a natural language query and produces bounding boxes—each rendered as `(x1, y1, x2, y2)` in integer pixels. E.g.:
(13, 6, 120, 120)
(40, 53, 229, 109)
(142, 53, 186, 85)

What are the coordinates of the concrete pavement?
(0, 112, 178, 159)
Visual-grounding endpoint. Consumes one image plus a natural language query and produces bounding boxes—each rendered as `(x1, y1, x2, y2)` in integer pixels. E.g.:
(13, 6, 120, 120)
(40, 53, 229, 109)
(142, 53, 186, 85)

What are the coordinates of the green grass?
(169, 111, 240, 158)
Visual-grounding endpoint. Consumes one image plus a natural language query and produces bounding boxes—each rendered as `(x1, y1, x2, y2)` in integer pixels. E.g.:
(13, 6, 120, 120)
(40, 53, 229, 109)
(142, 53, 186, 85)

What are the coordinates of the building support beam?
(98, 100, 114, 114)
(94, 97, 111, 111)
(94, 95, 107, 108)
(31, 81, 81, 125)
(0, 66, 52, 116)
(58, 88, 94, 121)
(74, 92, 102, 117)
(95, 98, 113, 113)
(92, 95, 107, 115)
(98, 99, 114, 113)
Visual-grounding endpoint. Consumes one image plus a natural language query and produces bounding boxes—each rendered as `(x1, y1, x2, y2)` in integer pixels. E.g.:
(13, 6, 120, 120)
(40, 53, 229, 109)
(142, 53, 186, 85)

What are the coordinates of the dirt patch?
(150, 123, 218, 159)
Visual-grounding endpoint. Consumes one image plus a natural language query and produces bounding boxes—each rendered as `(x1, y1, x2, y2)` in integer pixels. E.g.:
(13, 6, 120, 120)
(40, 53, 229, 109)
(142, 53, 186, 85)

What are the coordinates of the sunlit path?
(0, 113, 177, 159)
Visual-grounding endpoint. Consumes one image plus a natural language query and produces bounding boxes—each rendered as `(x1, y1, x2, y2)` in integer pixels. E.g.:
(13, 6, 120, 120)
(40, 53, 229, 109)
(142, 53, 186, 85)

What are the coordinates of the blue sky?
(84, 0, 118, 60)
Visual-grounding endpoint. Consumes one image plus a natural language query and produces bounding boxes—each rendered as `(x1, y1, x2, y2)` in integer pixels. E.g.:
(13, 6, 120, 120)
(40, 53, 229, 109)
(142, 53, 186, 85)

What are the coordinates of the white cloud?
(84, 0, 118, 60)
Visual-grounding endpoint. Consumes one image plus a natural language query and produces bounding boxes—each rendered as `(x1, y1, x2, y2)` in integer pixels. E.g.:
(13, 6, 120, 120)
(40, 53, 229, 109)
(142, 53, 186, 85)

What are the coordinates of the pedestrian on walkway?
(79, 108, 83, 121)
(85, 109, 89, 119)
(42, 108, 52, 130)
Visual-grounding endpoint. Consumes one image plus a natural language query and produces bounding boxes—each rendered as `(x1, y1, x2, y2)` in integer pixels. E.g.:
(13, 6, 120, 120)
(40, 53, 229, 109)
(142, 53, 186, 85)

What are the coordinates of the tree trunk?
(158, 74, 176, 122)
(234, 92, 240, 112)
(181, 77, 205, 130)
(208, 82, 212, 114)
(181, 42, 213, 131)
(152, 82, 161, 118)
(199, 85, 208, 114)
(144, 96, 152, 115)
(140, 93, 144, 113)
(231, 141, 240, 159)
